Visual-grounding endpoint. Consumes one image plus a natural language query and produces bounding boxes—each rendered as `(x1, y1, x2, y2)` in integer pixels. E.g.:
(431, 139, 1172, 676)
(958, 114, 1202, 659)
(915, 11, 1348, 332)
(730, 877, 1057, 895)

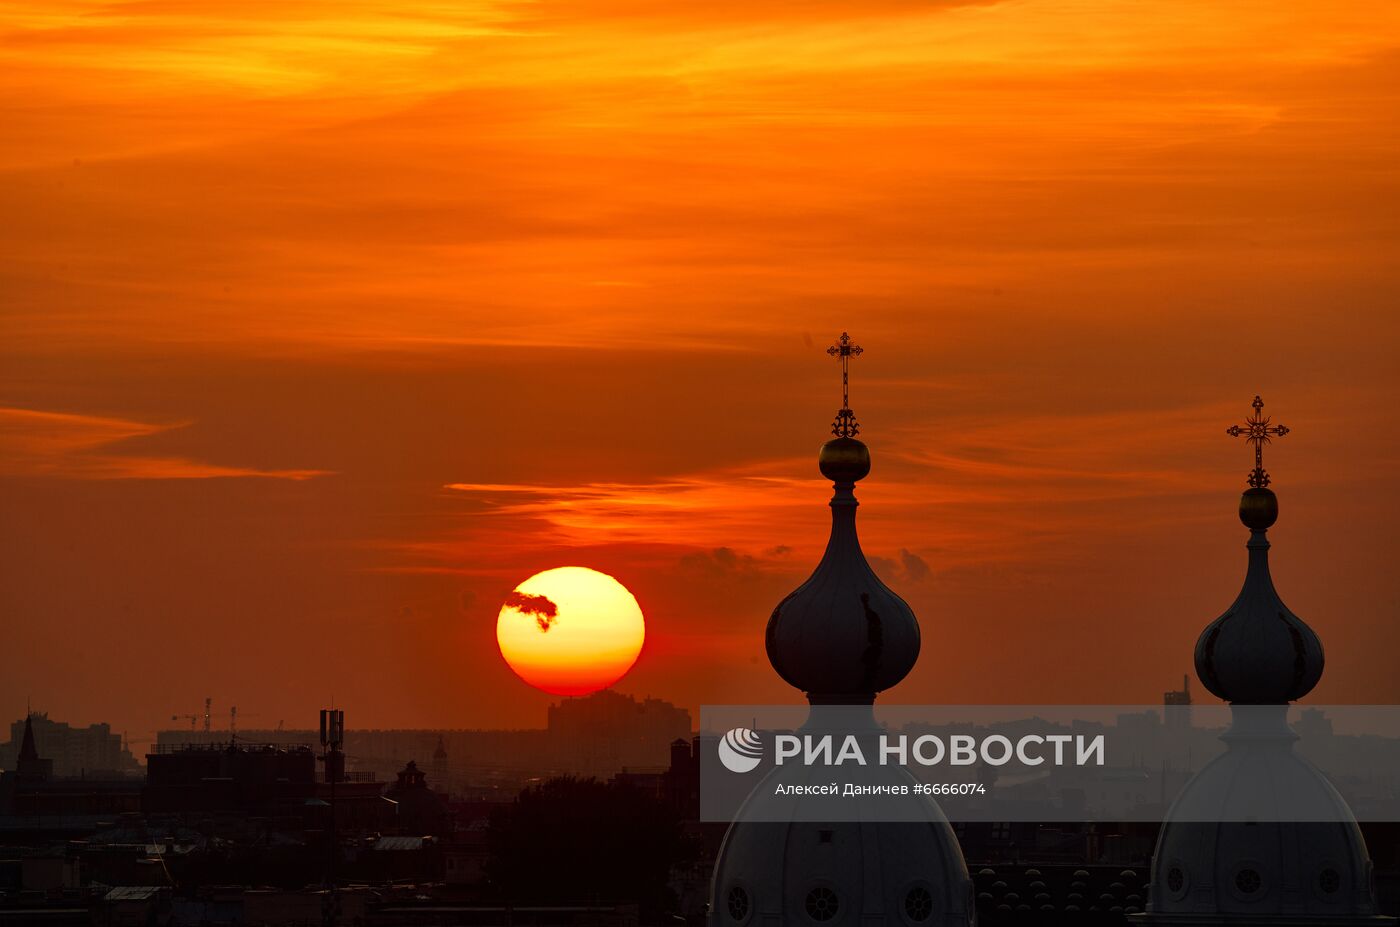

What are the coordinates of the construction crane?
(172, 714, 199, 733)
(171, 697, 215, 740)
(229, 707, 265, 741)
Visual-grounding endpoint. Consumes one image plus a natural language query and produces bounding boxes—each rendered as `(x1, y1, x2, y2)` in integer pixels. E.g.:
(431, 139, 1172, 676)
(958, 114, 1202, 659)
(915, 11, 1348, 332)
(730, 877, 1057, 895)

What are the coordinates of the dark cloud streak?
(504, 591, 560, 632)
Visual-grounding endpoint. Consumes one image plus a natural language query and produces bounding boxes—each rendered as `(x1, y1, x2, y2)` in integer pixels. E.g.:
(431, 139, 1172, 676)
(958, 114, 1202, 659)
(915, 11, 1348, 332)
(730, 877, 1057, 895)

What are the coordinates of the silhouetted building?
(145, 741, 313, 817)
(13, 714, 51, 782)
(1140, 397, 1388, 924)
(1296, 707, 1335, 740)
(711, 335, 974, 926)
(384, 760, 450, 835)
(664, 736, 700, 814)
(0, 712, 136, 778)
(1163, 675, 1192, 729)
(151, 690, 691, 787)
(432, 734, 450, 788)
(0, 715, 141, 826)
(548, 690, 692, 776)
(143, 741, 388, 832)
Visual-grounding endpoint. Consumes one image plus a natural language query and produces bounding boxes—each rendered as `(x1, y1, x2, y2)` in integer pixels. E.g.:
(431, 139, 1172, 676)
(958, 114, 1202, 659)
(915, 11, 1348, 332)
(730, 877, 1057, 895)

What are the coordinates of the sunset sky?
(2, 0, 1399, 750)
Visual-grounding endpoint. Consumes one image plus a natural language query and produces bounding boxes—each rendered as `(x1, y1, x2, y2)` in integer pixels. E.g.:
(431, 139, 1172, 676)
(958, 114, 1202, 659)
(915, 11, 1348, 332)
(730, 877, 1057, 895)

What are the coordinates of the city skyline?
(4, 0, 1400, 745)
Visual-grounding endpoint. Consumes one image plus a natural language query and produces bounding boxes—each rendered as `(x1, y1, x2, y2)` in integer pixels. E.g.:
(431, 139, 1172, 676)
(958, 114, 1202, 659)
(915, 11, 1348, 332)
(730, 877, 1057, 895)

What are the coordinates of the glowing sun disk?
(496, 566, 645, 695)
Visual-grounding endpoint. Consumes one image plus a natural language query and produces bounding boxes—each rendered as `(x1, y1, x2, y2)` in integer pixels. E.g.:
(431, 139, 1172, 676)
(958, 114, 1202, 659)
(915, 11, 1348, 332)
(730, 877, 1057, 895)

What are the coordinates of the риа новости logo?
(718, 728, 764, 773)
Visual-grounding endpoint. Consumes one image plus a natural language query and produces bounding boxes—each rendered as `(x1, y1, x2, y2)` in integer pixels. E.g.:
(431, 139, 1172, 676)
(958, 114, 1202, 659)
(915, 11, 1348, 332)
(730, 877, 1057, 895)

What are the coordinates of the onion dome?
(1195, 396, 1322, 704)
(764, 333, 920, 705)
(1142, 398, 1381, 926)
(1194, 485, 1323, 704)
(712, 334, 971, 927)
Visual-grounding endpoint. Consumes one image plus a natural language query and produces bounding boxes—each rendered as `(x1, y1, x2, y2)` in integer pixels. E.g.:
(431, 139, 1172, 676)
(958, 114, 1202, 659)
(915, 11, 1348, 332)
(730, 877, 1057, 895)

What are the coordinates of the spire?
(1195, 397, 1322, 704)
(765, 334, 920, 704)
(18, 712, 37, 764)
(15, 711, 50, 781)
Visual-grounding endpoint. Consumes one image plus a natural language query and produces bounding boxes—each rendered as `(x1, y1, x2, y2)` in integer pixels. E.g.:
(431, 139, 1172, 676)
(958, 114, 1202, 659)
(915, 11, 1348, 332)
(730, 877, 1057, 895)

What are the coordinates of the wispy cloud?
(3, 0, 1398, 353)
(0, 407, 330, 480)
(429, 398, 1242, 579)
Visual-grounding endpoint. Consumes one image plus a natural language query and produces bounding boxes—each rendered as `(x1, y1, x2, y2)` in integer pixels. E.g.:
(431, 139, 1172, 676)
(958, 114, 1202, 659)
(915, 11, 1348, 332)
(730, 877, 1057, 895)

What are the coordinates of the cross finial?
(826, 332, 864, 437)
(1226, 395, 1290, 488)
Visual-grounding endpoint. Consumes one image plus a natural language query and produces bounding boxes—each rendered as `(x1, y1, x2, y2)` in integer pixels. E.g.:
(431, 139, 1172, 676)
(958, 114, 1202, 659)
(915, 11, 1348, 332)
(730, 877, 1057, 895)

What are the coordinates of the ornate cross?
(1226, 395, 1290, 488)
(826, 332, 864, 437)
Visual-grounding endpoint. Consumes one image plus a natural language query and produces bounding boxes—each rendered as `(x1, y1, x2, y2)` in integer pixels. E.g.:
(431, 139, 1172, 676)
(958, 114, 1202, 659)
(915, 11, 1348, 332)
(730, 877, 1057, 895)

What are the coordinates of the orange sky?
(2, 0, 1399, 751)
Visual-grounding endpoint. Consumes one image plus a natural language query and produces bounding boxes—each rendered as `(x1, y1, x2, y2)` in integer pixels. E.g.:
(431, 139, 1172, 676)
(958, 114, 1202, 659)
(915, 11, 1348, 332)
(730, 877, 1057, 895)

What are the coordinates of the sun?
(496, 566, 646, 695)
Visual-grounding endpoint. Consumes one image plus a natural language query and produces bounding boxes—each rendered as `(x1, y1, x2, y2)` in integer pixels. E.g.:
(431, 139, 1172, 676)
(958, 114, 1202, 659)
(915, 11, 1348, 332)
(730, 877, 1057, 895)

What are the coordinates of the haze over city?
(3, 0, 1400, 753)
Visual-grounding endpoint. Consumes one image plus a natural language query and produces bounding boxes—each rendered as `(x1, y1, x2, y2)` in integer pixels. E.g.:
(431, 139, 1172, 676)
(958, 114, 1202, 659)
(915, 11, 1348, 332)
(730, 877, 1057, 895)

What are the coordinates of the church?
(709, 342, 1392, 926)
(709, 334, 975, 925)
(1137, 397, 1390, 925)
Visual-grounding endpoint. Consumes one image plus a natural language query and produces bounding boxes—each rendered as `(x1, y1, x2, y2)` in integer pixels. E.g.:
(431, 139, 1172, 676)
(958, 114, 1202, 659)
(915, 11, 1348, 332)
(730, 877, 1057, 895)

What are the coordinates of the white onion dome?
(1144, 709, 1383, 922)
(711, 753, 973, 927)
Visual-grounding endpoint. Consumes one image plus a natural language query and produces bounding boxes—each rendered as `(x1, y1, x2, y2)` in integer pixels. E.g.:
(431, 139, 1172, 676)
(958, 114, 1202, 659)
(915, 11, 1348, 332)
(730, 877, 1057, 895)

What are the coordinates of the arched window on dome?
(805, 886, 839, 922)
(726, 885, 751, 923)
(903, 885, 934, 922)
